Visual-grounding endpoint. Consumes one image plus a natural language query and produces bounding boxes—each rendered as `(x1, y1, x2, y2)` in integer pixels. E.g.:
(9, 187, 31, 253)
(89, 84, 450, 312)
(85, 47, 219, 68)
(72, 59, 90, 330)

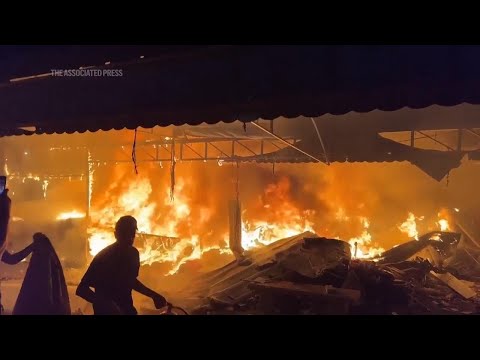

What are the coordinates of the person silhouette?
(76, 215, 167, 315)
(0, 189, 11, 257)
(2, 233, 71, 315)
(0, 188, 11, 314)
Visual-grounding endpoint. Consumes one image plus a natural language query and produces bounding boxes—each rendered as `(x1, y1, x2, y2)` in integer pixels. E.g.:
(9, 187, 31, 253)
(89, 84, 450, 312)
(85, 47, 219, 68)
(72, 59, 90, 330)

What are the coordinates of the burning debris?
(83, 163, 455, 277)
(179, 226, 480, 315)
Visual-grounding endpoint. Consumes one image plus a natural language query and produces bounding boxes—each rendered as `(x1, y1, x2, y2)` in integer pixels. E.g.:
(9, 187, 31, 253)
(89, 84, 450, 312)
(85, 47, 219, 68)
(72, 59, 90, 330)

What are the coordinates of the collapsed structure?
(173, 221, 480, 315)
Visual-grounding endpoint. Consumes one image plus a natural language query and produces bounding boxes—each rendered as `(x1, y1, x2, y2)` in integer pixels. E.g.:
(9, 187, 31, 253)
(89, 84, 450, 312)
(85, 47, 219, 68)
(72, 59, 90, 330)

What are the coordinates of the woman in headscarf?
(1, 232, 71, 315)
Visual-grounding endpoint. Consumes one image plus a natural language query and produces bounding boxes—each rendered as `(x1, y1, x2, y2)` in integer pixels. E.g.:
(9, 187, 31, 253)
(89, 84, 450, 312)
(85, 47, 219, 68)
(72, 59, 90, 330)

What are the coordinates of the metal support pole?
(251, 121, 323, 163)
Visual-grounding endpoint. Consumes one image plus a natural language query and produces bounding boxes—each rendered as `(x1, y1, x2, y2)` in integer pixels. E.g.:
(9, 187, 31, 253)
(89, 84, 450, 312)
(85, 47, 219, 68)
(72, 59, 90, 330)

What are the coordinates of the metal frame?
(89, 137, 300, 164)
(397, 129, 474, 152)
(415, 130, 456, 151)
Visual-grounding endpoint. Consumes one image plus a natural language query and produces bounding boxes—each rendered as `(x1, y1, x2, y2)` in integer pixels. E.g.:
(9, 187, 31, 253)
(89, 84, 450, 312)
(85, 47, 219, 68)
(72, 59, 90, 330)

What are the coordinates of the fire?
(398, 212, 420, 240)
(87, 175, 214, 274)
(141, 235, 203, 275)
(241, 220, 313, 250)
(87, 230, 115, 256)
(57, 211, 86, 221)
(437, 209, 452, 232)
(348, 217, 384, 259)
(88, 151, 94, 211)
(86, 170, 320, 274)
(335, 207, 350, 222)
(397, 209, 453, 241)
(4, 160, 9, 176)
(437, 219, 449, 231)
(83, 160, 458, 276)
(42, 180, 49, 199)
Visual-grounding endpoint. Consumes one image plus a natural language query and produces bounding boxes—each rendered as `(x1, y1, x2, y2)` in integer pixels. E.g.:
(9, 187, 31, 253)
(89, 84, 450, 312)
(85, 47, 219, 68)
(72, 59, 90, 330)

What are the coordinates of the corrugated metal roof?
(1, 46, 480, 136)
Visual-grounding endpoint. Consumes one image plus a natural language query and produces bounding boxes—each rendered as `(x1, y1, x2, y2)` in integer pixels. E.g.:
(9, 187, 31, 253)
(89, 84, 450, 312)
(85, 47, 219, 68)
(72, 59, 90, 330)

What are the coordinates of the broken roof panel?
(238, 134, 465, 181)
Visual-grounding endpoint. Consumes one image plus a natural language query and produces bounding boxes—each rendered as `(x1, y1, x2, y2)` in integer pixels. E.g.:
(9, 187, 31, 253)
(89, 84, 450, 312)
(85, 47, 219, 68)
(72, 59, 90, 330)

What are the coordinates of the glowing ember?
(398, 212, 420, 240)
(454, 208, 460, 213)
(56, 211, 86, 221)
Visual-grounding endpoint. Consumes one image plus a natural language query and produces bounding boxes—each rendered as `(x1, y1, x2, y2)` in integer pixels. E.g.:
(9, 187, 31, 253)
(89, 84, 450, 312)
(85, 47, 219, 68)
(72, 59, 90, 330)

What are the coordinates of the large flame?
(86, 172, 317, 274)
(80, 160, 458, 276)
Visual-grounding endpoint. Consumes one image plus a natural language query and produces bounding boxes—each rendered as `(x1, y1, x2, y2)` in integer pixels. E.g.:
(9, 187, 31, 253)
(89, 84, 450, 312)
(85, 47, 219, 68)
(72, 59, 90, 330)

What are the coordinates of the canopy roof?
(1, 46, 480, 136)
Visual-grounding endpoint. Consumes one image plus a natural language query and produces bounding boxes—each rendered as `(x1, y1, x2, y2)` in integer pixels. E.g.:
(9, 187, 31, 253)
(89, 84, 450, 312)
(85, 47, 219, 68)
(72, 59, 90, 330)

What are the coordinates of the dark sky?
(2, 45, 479, 84)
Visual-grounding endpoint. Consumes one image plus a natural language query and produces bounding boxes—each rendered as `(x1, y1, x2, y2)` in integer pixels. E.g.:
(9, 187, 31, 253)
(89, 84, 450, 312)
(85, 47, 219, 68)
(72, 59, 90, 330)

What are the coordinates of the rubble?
(186, 228, 480, 315)
(430, 272, 476, 299)
(279, 238, 350, 287)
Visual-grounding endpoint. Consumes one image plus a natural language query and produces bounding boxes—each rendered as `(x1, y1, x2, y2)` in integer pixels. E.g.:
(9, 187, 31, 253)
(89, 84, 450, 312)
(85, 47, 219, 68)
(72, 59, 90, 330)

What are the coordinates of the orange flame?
(82, 160, 457, 275)
(437, 219, 449, 232)
(398, 212, 420, 240)
(56, 211, 86, 221)
(348, 217, 384, 259)
(241, 220, 314, 250)
(437, 208, 452, 232)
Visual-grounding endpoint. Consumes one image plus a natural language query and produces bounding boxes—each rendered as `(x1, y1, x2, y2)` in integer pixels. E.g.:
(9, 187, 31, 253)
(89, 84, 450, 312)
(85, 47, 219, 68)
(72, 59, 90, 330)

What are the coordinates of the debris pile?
(185, 228, 480, 315)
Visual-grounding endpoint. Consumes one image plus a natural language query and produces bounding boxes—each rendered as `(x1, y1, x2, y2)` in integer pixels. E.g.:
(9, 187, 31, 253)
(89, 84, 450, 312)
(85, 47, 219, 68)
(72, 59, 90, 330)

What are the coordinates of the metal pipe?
(251, 121, 323, 163)
(311, 118, 330, 164)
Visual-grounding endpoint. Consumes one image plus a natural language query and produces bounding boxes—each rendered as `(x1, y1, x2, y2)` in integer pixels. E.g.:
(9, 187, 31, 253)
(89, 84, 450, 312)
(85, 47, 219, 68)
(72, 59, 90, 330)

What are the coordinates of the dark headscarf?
(13, 233, 71, 315)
